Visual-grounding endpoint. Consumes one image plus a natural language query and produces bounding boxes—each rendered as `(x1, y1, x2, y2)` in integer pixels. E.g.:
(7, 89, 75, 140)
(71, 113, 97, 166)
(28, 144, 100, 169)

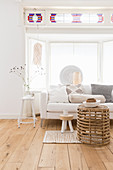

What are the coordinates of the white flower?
(10, 64, 45, 91)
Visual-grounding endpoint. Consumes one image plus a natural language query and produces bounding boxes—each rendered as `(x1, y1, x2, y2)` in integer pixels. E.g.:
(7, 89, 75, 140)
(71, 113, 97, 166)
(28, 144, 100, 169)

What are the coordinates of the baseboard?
(0, 112, 40, 119)
(0, 113, 19, 119)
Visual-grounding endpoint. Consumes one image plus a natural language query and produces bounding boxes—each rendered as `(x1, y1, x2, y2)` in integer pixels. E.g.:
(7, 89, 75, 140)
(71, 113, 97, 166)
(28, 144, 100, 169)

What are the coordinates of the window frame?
(24, 8, 113, 28)
(26, 33, 113, 91)
(25, 34, 47, 91)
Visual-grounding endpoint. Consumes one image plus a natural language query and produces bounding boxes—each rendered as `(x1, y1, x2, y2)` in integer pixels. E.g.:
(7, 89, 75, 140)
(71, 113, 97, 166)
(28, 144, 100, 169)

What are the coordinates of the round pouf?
(77, 105, 110, 145)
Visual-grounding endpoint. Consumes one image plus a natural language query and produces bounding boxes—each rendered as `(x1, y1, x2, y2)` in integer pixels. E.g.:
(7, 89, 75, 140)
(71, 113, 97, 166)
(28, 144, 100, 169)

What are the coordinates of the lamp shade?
(73, 72, 82, 85)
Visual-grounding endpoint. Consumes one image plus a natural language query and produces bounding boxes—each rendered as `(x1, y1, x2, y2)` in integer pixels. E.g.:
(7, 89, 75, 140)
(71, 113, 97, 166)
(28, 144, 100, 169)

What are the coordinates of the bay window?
(26, 34, 113, 91)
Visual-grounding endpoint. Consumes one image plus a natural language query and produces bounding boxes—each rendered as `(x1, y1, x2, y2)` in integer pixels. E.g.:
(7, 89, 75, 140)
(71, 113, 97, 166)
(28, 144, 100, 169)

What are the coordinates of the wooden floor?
(0, 118, 113, 170)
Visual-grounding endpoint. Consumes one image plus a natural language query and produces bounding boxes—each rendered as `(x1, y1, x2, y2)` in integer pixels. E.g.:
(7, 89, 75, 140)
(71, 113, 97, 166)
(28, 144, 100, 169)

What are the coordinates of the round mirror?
(60, 65, 83, 85)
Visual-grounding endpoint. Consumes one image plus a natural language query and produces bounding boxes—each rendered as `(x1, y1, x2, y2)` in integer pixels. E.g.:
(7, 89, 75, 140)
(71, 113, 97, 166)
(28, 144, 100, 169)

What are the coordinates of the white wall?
(23, 0, 113, 8)
(0, 0, 25, 118)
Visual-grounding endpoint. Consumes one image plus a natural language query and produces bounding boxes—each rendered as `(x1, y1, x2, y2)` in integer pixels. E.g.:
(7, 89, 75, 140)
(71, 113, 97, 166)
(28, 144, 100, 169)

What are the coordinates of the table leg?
(31, 100, 36, 128)
(68, 120, 74, 132)
(18, 100, 24, 128)
(64, 120, 67, 130)
(61, 120, 65, 133)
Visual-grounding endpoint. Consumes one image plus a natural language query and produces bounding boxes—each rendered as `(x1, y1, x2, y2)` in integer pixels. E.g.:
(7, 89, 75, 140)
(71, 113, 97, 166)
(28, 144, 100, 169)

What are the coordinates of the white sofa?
(40, 84, 113, 126)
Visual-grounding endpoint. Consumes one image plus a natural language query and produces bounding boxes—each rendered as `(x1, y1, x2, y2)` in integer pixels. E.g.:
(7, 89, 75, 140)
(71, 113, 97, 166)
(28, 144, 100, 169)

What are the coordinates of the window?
(90, 14, 104, 23)
(72, 14, 82, 23)
(80, 14, 89, 23)
(25, 8, 113, 26)
(103, 41, 113, 84)
(73, 43, 98, 83)
(50, 43, 74, 84)
(26, 34, 113, 90)
(25, 10, 45, 25)
(27, 13, 43, 23)
(50, 13, 74, 23)
(111, 14, 113, 23)
(27, 38, 46, 90)
(50, 43, 97, 84)
(50, 13, 104, 24)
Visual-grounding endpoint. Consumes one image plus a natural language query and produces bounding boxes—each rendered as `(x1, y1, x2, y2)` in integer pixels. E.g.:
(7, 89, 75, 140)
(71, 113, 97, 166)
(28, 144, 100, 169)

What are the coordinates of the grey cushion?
(91, 84, 113, 103)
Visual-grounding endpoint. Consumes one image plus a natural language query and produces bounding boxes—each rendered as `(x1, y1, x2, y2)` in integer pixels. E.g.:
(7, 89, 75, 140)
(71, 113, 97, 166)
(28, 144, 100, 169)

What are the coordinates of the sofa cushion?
(66, 84, 83, 94)
(47, 103, 80, 112)
(48, 86, 69, 103)
(47, 103, 113, 113)
(81, 84, 92, 94)
(69, 94, 106, 103)
(91, 84, 113, 103)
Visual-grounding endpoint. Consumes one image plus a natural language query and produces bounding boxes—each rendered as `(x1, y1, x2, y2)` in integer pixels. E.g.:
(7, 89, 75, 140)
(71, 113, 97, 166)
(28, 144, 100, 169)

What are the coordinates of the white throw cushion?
(69, 94, 106, 103)
(48, 86, 69, 103)
(66, 84, 83, 94)
(81, 84, 92, 94)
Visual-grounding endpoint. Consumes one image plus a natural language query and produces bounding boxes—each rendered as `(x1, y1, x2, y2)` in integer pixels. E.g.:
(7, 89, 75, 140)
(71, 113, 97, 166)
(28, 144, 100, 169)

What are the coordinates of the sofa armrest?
(40, 90, 48, 119)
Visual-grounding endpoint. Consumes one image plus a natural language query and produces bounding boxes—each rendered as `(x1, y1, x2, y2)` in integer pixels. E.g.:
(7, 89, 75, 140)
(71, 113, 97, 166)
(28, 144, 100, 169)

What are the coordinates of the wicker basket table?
(77, 105, 110, 145)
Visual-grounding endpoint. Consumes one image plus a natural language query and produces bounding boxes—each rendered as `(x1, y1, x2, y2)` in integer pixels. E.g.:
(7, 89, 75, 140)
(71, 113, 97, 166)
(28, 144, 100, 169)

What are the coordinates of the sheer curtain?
(103, 41, 113, 84)
(50, 42, 98, 85)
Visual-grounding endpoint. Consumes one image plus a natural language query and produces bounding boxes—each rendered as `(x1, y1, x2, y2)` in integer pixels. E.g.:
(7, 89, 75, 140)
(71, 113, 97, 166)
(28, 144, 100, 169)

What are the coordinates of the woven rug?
(43, 131, 81, 144)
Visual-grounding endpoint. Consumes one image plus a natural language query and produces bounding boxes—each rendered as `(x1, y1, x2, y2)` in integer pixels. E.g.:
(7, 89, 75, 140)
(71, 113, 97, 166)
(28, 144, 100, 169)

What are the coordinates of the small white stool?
(60, 111, 74, 133)
(18, 95, 36, 128)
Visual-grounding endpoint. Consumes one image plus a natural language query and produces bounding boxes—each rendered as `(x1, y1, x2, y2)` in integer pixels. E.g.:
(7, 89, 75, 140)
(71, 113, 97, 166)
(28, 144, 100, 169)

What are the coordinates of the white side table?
(18, 95, 36, 128)
(60, 110, 74, 133)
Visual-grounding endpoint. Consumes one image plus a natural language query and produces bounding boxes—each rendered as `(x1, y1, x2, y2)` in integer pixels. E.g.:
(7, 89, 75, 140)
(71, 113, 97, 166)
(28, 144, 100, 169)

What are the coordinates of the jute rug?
(43, 131, 81, 144)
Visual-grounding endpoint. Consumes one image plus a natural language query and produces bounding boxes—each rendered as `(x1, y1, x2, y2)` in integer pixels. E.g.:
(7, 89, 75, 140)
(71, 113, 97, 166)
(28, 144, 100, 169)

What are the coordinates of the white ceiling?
(23, 0, 113, 8)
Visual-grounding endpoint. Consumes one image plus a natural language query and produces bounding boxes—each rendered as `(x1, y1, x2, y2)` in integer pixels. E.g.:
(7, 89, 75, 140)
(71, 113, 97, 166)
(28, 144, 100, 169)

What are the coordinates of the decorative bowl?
(83, 100, 100, 108)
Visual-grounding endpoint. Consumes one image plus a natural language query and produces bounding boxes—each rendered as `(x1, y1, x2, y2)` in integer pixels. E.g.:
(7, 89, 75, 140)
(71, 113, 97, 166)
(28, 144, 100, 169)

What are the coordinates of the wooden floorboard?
(56, 144, 70, 170)
(6, 123, 40, 164)
(103, 162, 113, 170)
(39, 144, 56, 168)
(81, 145, 106, 170)
(20, 121, 46, 170)
(1, 119, 113, 170)
(2, 163, 21, 170)
(0, 120, 31, 170)
(68, 144, 89, 170)
(37, 168, 54, 170)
